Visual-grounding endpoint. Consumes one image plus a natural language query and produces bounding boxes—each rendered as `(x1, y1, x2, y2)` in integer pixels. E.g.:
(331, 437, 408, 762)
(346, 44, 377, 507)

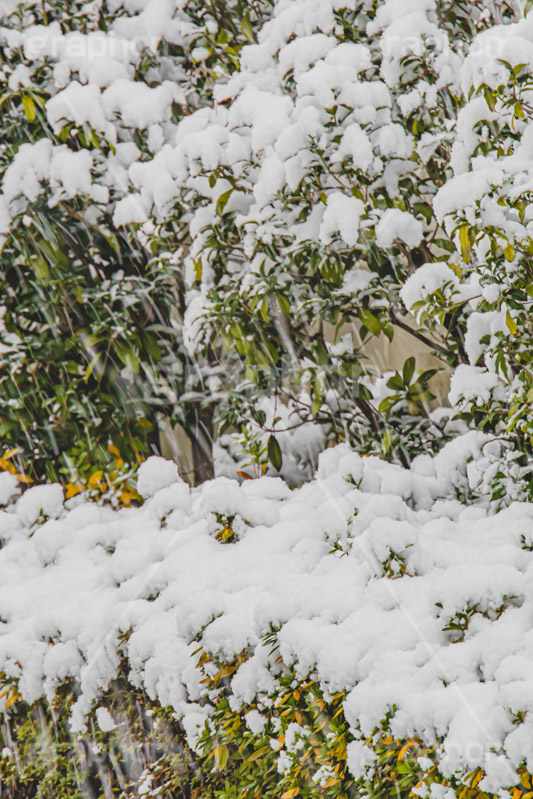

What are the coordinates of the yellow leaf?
(3, 448, 21, 460)
(65, 483, 83, 499)
(237, 471, 253, 481)
(22, 94, 36, 122)
(521, 770, 532, 789)
(5, 692, 19, 709)
(246, 745, 271, 763)
(459, 225, 470, 251)
(216, 664, 237, 680)
(324, 778, 340, 788)
(281, 790, 300, 799)
(214, 744, 229, 770)
(506, 310, 518, 336)
(88, 470, 104, 488)
(471, 769, 484, 789)
(398, 740, 418, 761)
(504, 243, 515, 262)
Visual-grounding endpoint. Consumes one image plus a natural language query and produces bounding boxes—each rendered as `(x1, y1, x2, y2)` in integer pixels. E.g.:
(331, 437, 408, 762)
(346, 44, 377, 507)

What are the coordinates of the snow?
(449, 365, 502, 408)
(0, 472, 18, 507)
(102, 79, 178, 130)
(1, 140, 104, 219)
(136, 456, 181, 498)
(46, 82, 114, 140)
(245, 709, 267, 734)
(464, 310, 507, 366)
(331, 124, 373, 171)
(15, 483, 64, 526)
(95, 706, 117, 732)
(0, 440, 530, 790)
(400, 262, 460, 312)
(375, 209, 424, 249)
(319, 192, 365, 247)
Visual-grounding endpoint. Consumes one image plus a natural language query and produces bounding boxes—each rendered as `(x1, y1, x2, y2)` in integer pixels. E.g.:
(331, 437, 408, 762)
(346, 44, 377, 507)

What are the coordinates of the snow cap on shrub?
(137, 456, 181, 498)
(0, 472, 18, 506)
(16, 483, 64, 526)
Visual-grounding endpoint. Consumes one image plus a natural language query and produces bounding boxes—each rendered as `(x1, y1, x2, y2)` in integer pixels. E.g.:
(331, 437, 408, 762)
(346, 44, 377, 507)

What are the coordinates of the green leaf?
(413, 202, 433, 224)
(84, 352, 102, 382)
(216, 189, 233, 216)
(359, 308, 381, 336)
(0, 93, 12, 111)
(276, 292, 290, 315)
(386, 373, 404, 392)
(22, 95, 36, 122)
(410, 389, 435, 404)
(432, 238, 456, 254)
(89, 129, 101, 149)
(378, 395, 402, 415)
(313, 340, 328, 367)
(418, 369, 439, 383)
(311, 397, 322, 418)
(402, 356, 416, 386)
(102, 230, 121, 255)
(267, 436, 283, 471)
(143, 333, 162, 361)
(382, 429, 393, 454)
(30, 255, 50, 279)
(115, 342, 140, 374)
(241, 13, 255, 43)
(246, 745, 271, 763)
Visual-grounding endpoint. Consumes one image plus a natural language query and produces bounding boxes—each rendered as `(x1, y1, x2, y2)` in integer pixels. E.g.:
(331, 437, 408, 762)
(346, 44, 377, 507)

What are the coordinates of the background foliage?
(1, 0, 531, 494)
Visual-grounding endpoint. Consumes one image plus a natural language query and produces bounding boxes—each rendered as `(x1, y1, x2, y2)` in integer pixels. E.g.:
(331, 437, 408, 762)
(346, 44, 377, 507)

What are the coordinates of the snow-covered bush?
(1, 443, 533, 796)
(98, 0, 530, 479)
(2, 0, 530, 489)
(0, 0, 272, 484)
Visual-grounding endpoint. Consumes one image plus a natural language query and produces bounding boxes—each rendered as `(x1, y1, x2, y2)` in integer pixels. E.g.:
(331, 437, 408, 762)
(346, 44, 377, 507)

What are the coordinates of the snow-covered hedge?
(1, 442, 533, 796)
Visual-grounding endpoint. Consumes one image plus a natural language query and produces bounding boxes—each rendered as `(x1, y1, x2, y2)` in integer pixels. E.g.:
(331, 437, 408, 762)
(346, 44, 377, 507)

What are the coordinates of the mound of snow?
(136, 456, 181, 498)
